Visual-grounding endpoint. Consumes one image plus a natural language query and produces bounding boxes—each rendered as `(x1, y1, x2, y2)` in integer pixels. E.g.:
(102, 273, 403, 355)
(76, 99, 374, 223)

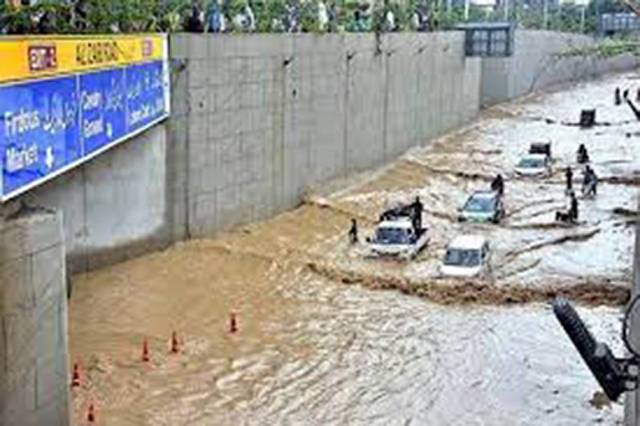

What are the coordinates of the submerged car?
(458, 190, 505, 223)
(515, 153, 551, 177)
(368, 204, 430, 260)
(440, 235, 491, 278)
(529, 142, 552, 161)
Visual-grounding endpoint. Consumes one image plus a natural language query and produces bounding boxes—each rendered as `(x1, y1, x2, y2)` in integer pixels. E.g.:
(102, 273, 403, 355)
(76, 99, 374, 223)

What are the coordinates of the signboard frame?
(0, 34, 171, 202)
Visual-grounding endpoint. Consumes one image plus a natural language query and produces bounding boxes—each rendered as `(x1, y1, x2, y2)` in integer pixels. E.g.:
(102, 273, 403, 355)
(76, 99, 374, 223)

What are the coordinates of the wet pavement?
(69, 72, 640, 425)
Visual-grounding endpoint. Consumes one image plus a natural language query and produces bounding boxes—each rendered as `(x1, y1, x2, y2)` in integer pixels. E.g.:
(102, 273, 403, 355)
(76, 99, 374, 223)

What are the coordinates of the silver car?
(458, 191, 505, 224)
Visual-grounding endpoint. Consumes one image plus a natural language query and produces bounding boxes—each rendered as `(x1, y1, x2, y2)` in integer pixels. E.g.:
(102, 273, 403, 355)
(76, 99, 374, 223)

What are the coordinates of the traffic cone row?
(74, 313, 239, 422)
(141, 330, 184, 361)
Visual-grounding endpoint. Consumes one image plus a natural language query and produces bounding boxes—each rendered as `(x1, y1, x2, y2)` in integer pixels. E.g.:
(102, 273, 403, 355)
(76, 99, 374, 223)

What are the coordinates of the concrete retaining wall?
(0, 208, 69, 426)
(19, 125, 171, 273)
(170, 32, 482, 238)
(481, 31, 640, 105)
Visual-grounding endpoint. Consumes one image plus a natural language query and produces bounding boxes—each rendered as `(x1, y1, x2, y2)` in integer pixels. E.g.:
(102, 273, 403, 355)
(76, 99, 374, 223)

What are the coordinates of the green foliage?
(0, 0, 613, 35)
(255, 0, 286, 32)
(2, 0, 74, 34)
(156, 0, 191, 32)
(299, 1, 321, 32)
(556, 38, 640, 58)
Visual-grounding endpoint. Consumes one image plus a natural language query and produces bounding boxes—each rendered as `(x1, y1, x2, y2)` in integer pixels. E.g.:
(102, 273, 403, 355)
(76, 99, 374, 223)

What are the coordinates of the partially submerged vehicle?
(458, 190, 505, 224)
(514, 153, 551, 177)
(529, 142, 552, 161)
(367, 203, 430, 260)
(579, 109, 596, 128)
(440, 235, 491, 278)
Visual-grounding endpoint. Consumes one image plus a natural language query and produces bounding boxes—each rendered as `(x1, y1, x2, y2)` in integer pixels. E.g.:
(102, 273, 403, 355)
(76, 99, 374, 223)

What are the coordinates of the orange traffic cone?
(229, 312, 238, 334)
(142, 339, 150, 362)
(71, 362, 80, 388)
(87, 404, 95, 423)
(170, 331, 179, 354)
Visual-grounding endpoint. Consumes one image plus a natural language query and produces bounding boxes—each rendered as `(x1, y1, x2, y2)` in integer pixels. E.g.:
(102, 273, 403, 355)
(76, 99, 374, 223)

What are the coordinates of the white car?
(440, 235, 491, 278)
(515, 153, 551, 177)
(368, 212, 430, 260)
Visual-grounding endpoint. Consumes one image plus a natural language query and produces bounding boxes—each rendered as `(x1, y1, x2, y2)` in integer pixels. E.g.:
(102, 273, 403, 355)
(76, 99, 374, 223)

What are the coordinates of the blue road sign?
(0, 59, 169, 200)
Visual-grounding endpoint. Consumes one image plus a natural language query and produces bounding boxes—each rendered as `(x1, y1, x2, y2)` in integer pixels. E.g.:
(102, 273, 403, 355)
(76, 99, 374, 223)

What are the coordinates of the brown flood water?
(69, 73, 640, 425)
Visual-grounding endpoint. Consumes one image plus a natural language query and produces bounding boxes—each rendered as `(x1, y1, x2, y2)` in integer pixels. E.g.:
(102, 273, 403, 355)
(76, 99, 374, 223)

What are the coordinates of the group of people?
(614, 86, 640, 106)
(187, 1, 257, 33)
(348, 142, 599, 242)
(185, 1, 433, 35)
(558, 145, 598, 224)
(1, 0, 436, 35)
(348, 196, 424, 244)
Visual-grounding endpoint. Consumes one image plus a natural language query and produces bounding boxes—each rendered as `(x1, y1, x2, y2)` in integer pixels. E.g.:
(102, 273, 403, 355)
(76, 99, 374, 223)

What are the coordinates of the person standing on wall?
(186, 0, 205, 32)
(207, 0, 226, 33)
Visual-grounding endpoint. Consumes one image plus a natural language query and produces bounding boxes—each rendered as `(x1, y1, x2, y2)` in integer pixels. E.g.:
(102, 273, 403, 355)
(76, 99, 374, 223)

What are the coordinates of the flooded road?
(69, 73, 640, 425)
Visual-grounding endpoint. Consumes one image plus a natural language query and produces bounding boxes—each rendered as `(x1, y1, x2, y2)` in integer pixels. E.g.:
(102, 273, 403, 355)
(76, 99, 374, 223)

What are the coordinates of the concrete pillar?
(625, 195, 640, 426)
(0, 206, 70, 426)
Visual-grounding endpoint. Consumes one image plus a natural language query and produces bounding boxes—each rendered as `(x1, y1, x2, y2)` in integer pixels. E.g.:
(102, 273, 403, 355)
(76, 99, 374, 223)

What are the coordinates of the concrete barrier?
(625, 198, 640, 426)
(0, 207, 70, 426)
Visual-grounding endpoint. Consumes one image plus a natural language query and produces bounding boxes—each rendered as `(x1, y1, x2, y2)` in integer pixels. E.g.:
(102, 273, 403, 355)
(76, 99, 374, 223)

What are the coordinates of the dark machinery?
(553, 297, 640, 401)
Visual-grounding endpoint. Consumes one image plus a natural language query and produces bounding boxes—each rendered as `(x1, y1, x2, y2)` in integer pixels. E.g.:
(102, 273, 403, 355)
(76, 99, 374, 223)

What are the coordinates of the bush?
(0, 0, 605, 35)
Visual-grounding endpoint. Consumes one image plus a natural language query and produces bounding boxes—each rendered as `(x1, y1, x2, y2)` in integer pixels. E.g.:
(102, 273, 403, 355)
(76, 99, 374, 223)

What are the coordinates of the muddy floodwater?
(69, 73, 640, 425)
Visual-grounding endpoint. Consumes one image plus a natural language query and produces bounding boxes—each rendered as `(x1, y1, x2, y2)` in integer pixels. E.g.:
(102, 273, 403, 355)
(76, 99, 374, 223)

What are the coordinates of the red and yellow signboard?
(0, 35, 166, 84)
